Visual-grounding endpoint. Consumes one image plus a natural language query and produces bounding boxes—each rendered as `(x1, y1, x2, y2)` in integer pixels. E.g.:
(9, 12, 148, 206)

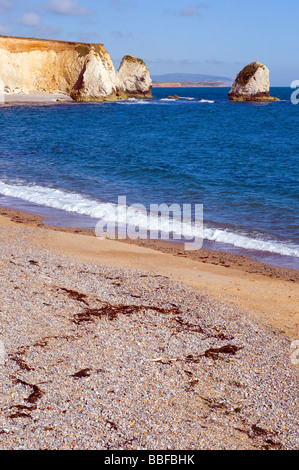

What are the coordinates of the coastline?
(1, 205, 298, 340)
(0, 204, 298, 450)
(152, 82, 229, 88)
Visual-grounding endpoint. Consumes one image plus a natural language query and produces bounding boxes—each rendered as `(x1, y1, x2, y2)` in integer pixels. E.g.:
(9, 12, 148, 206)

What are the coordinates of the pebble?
(0, 224, 298, 450)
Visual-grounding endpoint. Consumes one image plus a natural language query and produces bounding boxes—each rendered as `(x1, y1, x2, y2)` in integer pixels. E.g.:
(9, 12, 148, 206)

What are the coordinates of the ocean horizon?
(0, 86, 298, 270)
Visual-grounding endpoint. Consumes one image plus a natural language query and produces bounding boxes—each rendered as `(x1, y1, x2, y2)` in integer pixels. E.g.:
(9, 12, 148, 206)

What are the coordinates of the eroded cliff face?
(0, 36, 152, 101)
(228, 62, 279, 102)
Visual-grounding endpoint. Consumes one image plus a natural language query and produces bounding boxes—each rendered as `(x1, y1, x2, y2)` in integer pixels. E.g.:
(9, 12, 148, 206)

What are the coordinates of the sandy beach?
(0, 92, 73, 106)
(0, 207, 298, 450)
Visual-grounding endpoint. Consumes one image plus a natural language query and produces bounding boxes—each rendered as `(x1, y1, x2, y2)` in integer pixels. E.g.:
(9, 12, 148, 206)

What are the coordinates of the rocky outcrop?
(116, 56, 152, 99)
(69, 45, 120, 101)
(228, 62, 279, 102)
(0, 36, 152, 101)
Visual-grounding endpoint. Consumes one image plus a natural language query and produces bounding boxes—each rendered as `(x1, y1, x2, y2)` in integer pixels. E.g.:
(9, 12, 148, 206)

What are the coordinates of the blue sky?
(0, 0, 298, 85)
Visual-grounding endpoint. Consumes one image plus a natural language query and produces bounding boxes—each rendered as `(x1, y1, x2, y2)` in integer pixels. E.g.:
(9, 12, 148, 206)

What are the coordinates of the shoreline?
(0, 204, 298, 450)
(1, 205, 297, 280)
(0, 92, 73, 106)
(0, 205, 298, 340)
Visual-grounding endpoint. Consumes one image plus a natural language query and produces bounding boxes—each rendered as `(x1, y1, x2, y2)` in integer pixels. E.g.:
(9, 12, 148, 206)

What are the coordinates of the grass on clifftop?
(76, 45, 90, 58)
(236, 62, 266, 86)
(122, 55, 146, 67)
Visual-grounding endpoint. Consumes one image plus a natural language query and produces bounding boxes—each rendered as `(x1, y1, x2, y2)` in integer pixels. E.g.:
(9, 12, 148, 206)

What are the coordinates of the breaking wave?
(0, 180, 298, 258)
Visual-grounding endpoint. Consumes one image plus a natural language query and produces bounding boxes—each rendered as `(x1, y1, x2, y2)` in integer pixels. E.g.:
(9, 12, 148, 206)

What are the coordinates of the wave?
(160, 98, 214, 103)
(115, 97, 215, 105)
(0, 181, 298, 258)
(117, 98, 150, 105)
(160, 97, 195, 101)
(0, 181, 106, 218)
(203, 227, 299, 258)
(118, 97, 214, 104)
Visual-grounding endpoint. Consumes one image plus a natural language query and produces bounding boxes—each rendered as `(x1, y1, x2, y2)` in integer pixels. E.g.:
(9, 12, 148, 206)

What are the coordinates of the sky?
(0, 0, 298, 85)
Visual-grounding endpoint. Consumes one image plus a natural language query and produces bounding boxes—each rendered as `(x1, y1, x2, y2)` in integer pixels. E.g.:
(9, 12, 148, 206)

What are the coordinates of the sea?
(0, 87, 298, 270)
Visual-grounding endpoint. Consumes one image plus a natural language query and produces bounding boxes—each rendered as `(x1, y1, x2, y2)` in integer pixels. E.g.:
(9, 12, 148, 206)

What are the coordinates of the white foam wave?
(118, 98, 150, 105)
(0, 181, 298, 258)
(0, 181, 199, 240)
(160, 98, 213, 103)
(160, 97, 195, 101)
(203, 227, 299, 258)
(0, 181, 105, 218)
(117, 97, 214, 104)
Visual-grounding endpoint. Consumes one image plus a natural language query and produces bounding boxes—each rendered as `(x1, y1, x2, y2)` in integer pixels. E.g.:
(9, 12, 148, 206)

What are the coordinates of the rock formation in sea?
(0, 36, 152, 101)
(116, 55, 152, 99)
(228, 62, 279, 102)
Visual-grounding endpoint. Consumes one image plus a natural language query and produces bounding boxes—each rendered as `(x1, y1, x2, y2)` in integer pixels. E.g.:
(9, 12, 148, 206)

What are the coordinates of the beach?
(0, 92, 73, 106)
(0, 3, 298, 454)
(0, 207, 298, 450)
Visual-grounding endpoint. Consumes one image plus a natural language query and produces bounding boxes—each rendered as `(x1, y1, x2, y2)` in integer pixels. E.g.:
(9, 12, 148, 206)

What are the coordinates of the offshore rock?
(0, 36, 152, 102)
(228, 62, 279, 102)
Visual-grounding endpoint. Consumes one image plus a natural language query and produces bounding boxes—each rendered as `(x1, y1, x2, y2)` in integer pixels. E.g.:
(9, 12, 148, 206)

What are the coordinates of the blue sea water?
(0, 87, 298, 270)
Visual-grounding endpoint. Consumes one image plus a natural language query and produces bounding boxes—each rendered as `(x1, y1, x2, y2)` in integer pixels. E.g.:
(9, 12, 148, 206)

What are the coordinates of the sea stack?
(0, 35, 152, 102)
(228, 62, 279, 102)
(116, 55, 152, 99)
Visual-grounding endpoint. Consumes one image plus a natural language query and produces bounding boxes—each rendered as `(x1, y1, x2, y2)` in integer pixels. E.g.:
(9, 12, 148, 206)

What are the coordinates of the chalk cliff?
(0, 36, 152, 101)
(228, 62, 279, 102)
(116, 56, 152, 99)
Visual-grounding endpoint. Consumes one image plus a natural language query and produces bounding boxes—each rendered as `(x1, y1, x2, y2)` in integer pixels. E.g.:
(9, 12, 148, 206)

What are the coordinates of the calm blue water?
(0, 87, 298, 269)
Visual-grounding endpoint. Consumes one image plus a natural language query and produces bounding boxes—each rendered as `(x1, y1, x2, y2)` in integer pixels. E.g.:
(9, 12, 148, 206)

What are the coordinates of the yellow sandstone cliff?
(0, 36, 152, 101)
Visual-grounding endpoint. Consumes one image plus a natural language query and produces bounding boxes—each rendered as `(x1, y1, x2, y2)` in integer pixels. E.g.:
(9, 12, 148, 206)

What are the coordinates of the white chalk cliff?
(0, 36, 152, 101)
(116, 55, 153, 98)
(228, 62, 279, 102)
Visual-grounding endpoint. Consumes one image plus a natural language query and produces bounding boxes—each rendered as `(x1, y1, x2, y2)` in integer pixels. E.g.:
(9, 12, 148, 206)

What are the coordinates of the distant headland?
(152, 73, 233, 88)
(153, 81, 229, 88)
